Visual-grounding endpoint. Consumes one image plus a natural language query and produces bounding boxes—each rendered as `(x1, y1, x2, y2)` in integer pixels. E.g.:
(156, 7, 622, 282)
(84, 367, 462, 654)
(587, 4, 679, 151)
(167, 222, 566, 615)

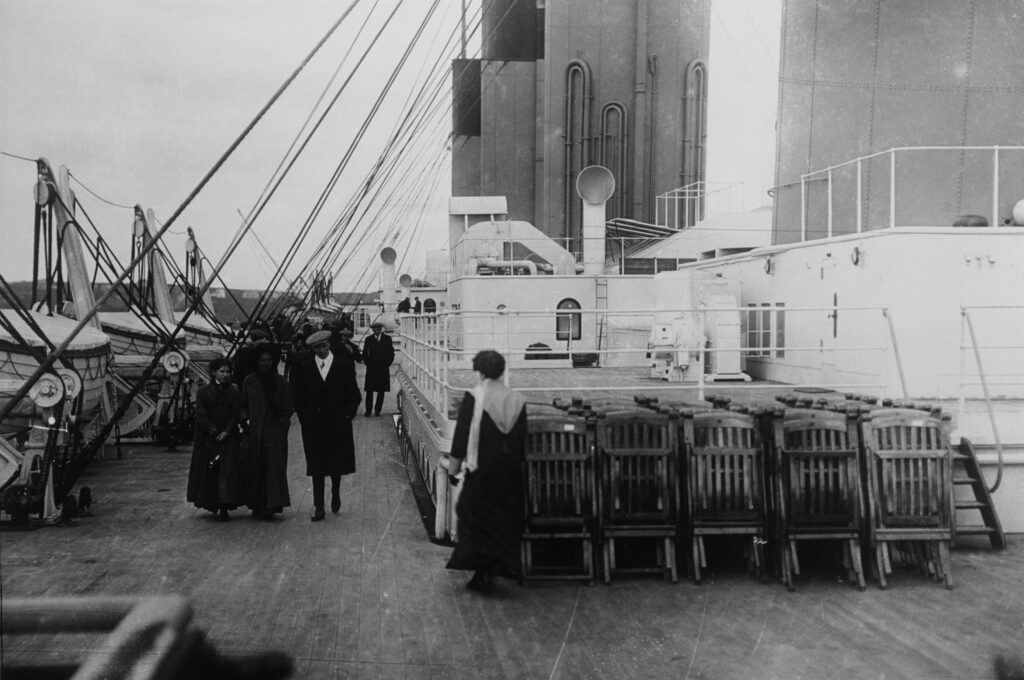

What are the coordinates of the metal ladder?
(952, 438, 1007, 549)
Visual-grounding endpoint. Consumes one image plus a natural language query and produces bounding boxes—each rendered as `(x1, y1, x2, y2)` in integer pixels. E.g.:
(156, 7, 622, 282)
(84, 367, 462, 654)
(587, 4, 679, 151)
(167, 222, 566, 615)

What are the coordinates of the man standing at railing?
(362, 321, 394, 416)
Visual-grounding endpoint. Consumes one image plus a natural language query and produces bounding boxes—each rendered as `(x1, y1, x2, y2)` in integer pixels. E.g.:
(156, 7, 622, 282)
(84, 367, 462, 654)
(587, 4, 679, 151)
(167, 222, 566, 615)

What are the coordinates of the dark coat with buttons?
(291, 351, 361, 476)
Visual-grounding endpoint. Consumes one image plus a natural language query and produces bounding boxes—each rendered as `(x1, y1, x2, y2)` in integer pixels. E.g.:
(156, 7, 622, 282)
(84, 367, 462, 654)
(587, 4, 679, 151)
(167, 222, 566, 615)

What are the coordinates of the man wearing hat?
(291, 329, 361, 521)
(361, 321, 394, 416)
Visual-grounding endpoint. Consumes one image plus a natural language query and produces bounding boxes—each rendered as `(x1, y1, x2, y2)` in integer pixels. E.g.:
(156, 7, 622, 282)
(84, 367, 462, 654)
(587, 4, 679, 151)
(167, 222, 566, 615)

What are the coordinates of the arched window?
(556, 298, 582, 342)
(423, 298, 436, 314)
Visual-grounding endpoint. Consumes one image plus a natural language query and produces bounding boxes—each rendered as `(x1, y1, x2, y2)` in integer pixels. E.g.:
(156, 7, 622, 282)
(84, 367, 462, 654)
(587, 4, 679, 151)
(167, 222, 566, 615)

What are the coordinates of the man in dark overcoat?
(361, 321, 394, 416)
(291, 330, 361, 521)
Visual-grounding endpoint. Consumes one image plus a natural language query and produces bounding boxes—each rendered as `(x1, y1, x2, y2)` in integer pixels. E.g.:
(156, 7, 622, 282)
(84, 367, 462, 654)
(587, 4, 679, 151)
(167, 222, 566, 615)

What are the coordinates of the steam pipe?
(465, 258, 538, 276)
(599, 101, 629, 218)
(631, 0, 649, 220)
(564, 59, 593, 252)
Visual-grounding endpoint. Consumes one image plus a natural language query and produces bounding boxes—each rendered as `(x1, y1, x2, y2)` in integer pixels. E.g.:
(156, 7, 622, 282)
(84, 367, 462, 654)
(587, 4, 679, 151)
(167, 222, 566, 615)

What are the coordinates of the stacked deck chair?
(771, 406, 866, 591)
(861, 408, 955, 589)
(682, 408, 768, 584)
(595, 407, 680, 583)
(522, 407, 597, 582)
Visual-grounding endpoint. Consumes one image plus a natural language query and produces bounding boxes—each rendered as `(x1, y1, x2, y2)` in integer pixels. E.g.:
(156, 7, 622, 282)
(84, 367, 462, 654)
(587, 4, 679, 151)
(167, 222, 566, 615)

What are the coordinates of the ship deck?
(3, 381, 1023, 679)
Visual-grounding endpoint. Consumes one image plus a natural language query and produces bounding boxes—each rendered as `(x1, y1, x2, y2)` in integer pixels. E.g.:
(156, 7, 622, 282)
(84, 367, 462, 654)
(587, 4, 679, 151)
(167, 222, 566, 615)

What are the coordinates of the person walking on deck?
(291, 330, 361, 521)
(187, 358, 240, 521)
(361, 321, 394, 416)
(239, 345, 293, 519)
(446, 350, 527, 591)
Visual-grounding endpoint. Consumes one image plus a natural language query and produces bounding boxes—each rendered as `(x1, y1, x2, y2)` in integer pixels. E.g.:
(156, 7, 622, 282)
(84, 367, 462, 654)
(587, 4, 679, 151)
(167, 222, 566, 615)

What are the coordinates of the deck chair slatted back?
(598, 412, 677, 523)
(682, 410, 767, 583)
(524, 417, 594, 525)
(864, 410, 951, 529)
(780, 410, 862, 527)
(688, 412, 764, 524)
(595, 409, 679, 582)
(772, 408, 866, 590)
(861, 408, 954, 589)
(522, 415, 596, 581)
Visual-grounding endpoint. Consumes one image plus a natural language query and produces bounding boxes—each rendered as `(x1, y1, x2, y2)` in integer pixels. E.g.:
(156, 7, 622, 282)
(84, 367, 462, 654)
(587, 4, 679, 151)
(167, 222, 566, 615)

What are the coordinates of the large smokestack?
(576, 165, 615, 275)
(380, 247, 397, 314)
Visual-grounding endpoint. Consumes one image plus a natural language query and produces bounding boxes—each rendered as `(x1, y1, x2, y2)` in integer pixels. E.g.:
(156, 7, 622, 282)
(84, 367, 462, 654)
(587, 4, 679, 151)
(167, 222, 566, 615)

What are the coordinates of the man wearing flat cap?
(361, 321, 394, 416)
(291, 329, 361, 521)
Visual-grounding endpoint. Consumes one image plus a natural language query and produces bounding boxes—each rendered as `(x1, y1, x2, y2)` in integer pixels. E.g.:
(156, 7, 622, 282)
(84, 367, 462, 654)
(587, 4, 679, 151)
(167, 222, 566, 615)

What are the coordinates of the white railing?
(655, 181, 746, 230)
(794, 145, 1024, 240)
(958, 304, 1024, 493)
(396, 304, 909, 410)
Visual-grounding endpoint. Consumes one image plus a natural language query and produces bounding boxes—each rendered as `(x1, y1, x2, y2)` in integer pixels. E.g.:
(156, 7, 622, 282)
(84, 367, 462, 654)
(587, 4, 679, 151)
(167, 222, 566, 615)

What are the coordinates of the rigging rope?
(0, 0, 363, 425)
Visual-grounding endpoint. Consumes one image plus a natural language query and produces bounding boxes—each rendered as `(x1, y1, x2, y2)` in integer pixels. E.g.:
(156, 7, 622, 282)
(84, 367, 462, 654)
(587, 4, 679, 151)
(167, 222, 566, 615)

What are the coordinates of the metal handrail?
(397, 304, 908, 408)
(958, 305, 1019, 493)
(781, 145, 1024, 238)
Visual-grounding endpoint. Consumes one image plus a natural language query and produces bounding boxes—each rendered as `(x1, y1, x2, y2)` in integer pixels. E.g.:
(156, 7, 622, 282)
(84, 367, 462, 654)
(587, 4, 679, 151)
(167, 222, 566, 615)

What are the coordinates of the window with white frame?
(745, 303, 786, 358)
(556, 298, 582, 342)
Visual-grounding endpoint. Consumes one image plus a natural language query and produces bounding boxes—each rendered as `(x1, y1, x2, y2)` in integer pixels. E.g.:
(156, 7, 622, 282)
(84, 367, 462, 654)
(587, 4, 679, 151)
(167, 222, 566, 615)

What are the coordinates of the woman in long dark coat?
(239, 345, 294, 519)
(187, 357, 240, 520)
(292, 330, 361, 520)
(445, 350, 527, 591)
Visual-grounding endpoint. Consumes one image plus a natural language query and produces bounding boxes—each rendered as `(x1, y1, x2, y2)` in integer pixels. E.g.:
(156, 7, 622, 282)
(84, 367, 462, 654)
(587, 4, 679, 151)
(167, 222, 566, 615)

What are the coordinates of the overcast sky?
(0, 0, 780, 293)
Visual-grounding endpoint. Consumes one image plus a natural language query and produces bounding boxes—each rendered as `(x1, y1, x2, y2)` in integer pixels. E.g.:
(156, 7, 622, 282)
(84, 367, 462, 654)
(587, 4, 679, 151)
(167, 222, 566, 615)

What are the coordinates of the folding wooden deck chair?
(683, 410, 767, 584)
(771, 407, 866, 591)
(861, 408, 954, 589)
(595, 409, 680, 583)
(522, 414, 597, 582)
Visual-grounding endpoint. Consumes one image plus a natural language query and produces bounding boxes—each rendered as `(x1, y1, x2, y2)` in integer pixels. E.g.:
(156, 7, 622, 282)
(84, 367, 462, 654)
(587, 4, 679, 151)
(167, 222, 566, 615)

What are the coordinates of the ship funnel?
(576, 165, 615, 275)
(380, 248, 397, 318)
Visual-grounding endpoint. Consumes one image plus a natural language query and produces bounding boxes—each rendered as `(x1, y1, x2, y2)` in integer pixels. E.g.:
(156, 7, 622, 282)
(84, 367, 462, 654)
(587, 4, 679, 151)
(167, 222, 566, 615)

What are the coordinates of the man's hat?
(339, 328, 354, 337)
(306, 330, 332, 346)
(370, 321, 384, 329)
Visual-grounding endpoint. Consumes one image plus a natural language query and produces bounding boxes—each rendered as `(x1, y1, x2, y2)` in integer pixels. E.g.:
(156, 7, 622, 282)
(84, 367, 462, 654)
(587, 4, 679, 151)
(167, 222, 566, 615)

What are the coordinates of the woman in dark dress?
(187, 357, 240, 521)
(239, 345, 294, 519)
(445, 350, 527, 591)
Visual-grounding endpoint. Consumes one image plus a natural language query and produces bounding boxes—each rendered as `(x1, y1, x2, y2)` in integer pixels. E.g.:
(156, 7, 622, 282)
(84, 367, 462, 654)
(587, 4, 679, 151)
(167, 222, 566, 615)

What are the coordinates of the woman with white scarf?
(446, 350, 527, 591)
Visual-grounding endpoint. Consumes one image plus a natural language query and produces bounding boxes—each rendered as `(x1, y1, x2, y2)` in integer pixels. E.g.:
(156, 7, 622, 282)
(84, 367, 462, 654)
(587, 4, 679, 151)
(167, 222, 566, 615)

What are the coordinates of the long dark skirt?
(446, 462, 523, 579)
(241, 425, 290, 515)
(186, 435, 239, 512)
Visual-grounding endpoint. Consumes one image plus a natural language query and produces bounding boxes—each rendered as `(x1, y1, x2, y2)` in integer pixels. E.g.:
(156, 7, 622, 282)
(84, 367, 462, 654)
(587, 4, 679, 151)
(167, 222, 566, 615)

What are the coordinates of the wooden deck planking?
(2, 367, 1023, 679)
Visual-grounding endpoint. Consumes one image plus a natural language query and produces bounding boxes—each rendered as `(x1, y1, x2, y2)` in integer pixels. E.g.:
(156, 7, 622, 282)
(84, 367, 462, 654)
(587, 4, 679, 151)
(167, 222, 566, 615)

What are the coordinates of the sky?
(0, 0, 780, 294)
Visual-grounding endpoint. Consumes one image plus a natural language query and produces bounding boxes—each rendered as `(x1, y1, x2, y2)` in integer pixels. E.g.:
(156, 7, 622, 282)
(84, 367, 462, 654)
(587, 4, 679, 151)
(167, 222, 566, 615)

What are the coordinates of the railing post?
(800, 177, 807, 241)
(697, 304, 707, 401)
(827, 169, 834, 238)
(882, 308, 909, 400)
(992, 145, 1000, 228)
(958, 306, 967, 428)
(856, 159, 863, 233)
(889, 149, 896, 229)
